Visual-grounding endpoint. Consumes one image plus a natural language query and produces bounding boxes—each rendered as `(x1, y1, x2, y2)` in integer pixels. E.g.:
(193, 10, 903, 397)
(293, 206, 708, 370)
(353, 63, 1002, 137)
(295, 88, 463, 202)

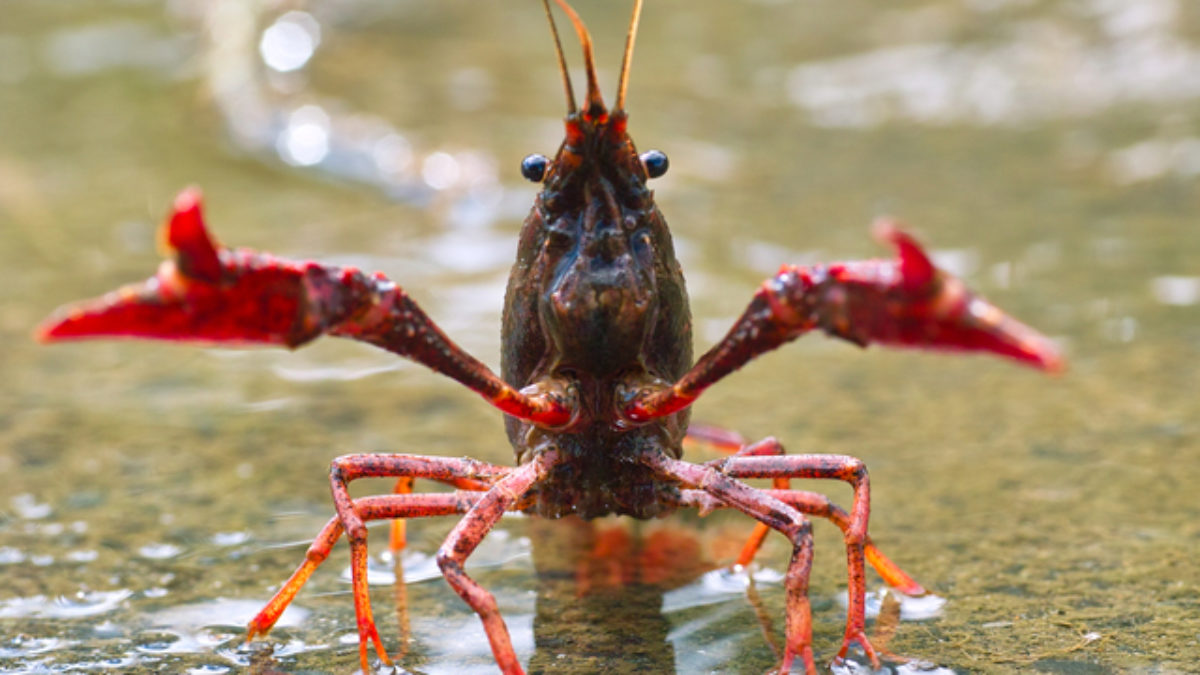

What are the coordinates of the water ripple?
(0, 590, 133, 620)
(788, 0, 1200, 127)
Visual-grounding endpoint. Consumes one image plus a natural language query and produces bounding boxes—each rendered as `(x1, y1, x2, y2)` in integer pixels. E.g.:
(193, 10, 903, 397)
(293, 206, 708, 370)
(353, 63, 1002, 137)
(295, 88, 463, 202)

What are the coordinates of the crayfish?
(38, 1, 1063, 672)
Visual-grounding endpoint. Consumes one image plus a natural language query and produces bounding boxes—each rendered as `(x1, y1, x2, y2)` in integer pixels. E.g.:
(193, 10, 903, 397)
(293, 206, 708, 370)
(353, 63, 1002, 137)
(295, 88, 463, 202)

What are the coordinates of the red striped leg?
(687, 424, 786, 567)
(688, 422, 925, 596)
(435, 455, 552, 675)
(706, 454, 879, 667)
(321, 454, 515, 671)
(676, 487, 923, 595)
(245, 491, 483, 668)
(690, 426, 921, 594)
(643, 453, 818, 675)
(389, 473, 495, 553)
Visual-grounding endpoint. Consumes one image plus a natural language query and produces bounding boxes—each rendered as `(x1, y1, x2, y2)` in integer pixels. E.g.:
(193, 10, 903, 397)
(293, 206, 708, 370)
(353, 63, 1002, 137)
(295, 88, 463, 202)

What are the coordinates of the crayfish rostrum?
(38, 1, 1063, 672)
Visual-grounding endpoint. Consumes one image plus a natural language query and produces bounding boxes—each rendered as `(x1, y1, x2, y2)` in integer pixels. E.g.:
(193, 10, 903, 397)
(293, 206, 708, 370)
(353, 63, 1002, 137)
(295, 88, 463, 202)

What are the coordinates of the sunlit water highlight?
(4, 0, 1198, 672)
(0, 533, 938, 673)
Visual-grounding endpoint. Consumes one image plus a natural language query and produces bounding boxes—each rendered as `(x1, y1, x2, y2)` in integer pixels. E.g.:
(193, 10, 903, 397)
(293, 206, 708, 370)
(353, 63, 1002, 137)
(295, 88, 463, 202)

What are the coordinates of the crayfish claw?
(160, 187, 226, 284)
(872, 218, 935, 290)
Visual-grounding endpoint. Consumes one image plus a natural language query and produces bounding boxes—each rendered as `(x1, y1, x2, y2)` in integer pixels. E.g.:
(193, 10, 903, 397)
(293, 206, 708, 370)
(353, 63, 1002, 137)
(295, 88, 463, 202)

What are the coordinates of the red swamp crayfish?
(37, 1, 1063, 672)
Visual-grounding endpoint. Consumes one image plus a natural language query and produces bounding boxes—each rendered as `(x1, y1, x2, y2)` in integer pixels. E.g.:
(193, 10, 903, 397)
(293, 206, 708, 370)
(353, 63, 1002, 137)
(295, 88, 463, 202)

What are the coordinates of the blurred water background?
(2, 1, 1198, 673)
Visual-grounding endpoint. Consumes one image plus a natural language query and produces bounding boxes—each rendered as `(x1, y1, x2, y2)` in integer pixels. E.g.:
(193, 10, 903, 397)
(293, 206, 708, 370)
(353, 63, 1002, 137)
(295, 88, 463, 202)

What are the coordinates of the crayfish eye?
(521, 154, 549, 182)
(640, 149, 668, 179)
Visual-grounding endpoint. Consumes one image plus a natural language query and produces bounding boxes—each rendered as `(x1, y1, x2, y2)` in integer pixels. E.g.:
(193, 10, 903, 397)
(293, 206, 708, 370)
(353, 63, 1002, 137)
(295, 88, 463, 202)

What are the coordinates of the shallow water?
(2, 1, 1198, 673)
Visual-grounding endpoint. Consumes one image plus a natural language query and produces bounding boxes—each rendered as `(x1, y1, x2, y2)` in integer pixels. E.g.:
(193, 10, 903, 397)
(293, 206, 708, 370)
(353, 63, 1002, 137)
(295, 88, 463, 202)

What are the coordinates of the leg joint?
(329, 455, 352, 483)
(846, 457, 868, 485)
(436, 547, 462, 577)
(345, 520, 368, 545)
(785, 514, 813, 546)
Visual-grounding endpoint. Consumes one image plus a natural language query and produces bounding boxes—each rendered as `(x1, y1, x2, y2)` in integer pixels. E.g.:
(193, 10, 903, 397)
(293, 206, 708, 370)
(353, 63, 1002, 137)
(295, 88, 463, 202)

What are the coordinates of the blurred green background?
(2, 1, 1198, 672)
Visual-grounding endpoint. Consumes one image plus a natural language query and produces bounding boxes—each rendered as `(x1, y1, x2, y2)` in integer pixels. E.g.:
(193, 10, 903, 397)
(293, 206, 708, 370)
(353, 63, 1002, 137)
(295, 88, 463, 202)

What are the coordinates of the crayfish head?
(531, 110, 664, 379)
(501, 0, 691, 420)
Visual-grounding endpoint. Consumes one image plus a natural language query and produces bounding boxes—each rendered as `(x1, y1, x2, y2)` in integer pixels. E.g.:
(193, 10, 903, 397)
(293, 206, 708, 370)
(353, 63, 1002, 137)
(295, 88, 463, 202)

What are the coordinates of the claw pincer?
(38, 189, 341, 347)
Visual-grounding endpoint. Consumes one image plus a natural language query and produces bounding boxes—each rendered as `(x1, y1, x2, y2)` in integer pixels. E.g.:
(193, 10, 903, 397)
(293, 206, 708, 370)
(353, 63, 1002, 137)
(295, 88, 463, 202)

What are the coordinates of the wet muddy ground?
(2, 1, 1198, 673)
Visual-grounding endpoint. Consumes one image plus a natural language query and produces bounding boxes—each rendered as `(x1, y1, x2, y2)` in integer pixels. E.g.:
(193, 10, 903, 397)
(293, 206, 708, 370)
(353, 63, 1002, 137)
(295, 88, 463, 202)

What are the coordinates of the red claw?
(939, 290, 1065, 373)
(876, 222, 1065, 374)
(35, 189, 312, 347)
(163, 187, 224, 283)
(873, 219, 934, 290)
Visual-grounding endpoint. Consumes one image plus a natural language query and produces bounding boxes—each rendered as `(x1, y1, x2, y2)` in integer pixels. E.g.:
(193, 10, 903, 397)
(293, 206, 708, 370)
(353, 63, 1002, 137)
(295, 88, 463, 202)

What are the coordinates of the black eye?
(640, 149, 668, 179)
(521, 154, 548, 182)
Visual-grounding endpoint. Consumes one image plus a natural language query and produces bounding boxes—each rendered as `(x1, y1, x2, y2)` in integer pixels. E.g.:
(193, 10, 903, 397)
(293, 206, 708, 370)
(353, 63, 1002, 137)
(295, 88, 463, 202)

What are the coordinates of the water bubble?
(373, 133, 413, 176)
(0, 547, 26, 564)
(662, 566, 783, 613)
(422, 151, 461, 190)
(1151, 275, 1200, 306)
(0, 589, 133, 619)
(259, 12, 320, 73)
(138, 543, 183, 560)
(135, 632, 178, 653)
(66, 550, 99, 563)
(148, 598, 308, 632)
(188, 666, 232, 675)
(277, 105, 331, 167)
(93, 621, 124, 639)
(12, 493, 52, 519)
(212, 531, 251, 547)
(858, 587, 947, 621)
(0, 636, 71, 658)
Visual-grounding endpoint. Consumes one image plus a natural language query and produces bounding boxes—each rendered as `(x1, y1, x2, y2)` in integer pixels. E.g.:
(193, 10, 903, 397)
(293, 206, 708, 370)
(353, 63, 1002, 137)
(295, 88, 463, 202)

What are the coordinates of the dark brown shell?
(500, 111, 693, 519)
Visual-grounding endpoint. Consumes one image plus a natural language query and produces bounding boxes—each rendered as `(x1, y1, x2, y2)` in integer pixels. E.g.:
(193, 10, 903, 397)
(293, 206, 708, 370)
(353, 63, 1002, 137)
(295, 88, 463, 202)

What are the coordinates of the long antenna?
(615, 0, 644, 111)
(552, 0, 604, 112)
(541, 0, 577, 114)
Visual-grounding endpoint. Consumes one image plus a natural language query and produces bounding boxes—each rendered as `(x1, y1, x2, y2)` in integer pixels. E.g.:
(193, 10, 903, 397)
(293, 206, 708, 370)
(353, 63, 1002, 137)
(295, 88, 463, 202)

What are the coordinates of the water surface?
(2, 1, 1198, 673)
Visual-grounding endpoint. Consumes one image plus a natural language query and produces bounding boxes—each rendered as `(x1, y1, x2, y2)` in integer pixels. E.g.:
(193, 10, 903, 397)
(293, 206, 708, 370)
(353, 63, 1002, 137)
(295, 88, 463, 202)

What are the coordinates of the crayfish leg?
(687, 425, 783, 568)
(434, 458, 549, 675)
(388, 476, 415, 554)
(645, 453, 820, 674)
(689, 424, 925, 594)
(246, 515, 344, 641)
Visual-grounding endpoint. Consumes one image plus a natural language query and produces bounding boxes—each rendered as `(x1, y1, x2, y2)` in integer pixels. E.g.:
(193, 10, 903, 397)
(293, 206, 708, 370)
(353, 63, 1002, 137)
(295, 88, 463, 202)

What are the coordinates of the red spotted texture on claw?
(163, 187, 223, 283)
(37, 189, 576, 430)
(826, 220, 1064, 372)
(879, 219, 935, 291)
(621, 221, 1062, 424)
(37, 192, 330, 347)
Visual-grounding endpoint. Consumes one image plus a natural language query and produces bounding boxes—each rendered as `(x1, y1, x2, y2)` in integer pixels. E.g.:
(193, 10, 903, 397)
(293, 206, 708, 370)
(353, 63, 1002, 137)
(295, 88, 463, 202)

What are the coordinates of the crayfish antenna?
(540, 0, 577, 115)
(615, 0, 645, 112)
(551, 0, 605, 114)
